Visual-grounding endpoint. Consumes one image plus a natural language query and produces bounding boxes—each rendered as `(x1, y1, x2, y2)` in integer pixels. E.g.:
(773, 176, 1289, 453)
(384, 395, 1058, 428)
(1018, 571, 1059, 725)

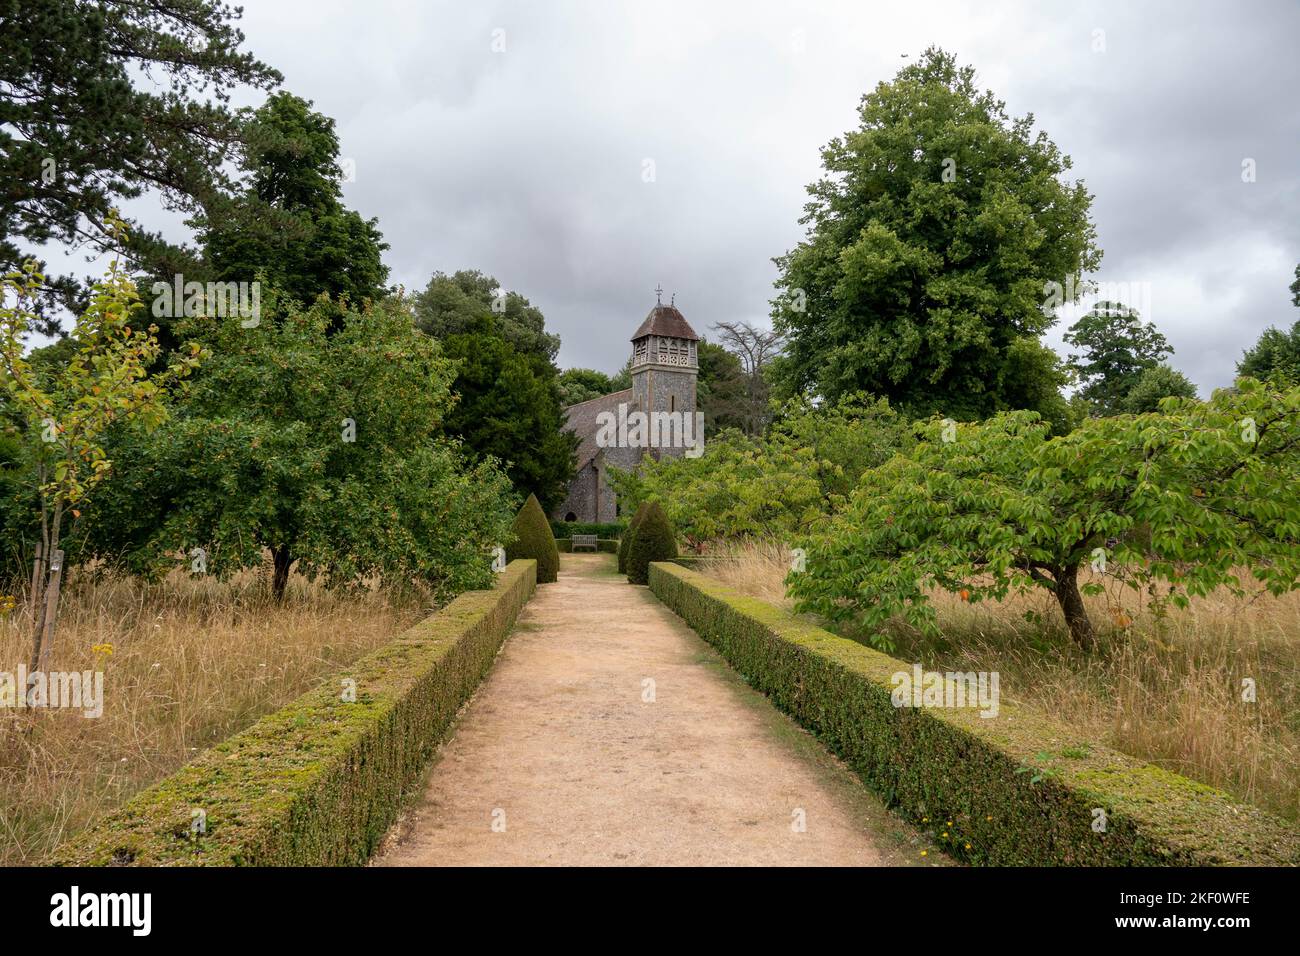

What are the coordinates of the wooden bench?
(571, 534, 599, 552)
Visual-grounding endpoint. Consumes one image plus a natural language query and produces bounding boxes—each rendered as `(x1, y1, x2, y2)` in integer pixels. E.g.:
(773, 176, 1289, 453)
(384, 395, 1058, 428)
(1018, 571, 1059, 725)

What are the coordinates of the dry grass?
(0, 567, 424, 865)
(701, 539, 1300, 821)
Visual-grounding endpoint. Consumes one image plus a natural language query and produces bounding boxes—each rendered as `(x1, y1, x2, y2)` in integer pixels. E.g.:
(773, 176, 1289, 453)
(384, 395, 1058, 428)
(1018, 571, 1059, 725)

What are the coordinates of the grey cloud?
(91, 0, 1300, 390)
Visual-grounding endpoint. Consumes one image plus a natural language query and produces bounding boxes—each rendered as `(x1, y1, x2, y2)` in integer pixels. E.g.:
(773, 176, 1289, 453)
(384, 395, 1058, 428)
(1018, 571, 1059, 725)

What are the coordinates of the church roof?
(563, 387, 634, 471)
(631, 303, 699, 342)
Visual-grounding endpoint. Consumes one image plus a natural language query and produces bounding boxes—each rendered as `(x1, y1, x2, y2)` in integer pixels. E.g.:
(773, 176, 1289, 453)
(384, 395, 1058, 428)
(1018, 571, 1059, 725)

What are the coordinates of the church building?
(552, 295, 700, 523)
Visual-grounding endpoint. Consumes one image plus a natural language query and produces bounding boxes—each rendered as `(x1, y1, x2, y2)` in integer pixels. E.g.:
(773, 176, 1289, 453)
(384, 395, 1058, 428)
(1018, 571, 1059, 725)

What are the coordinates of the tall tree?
(771, 47, 1098, 421)
(196, 93, 389, 310)
(1237, 269, 1300, 384)
(1, 0, 281, 330)
(710, 321, 785, 434)
(1119, 364, 1197, 414)
(438, 317, 577, 513)
(696, 340, 750, 433)
(414, 270, 559, 362)
(1065, 300, 1174, 415)
(557, 367, 617, 406)
(1238, 321, 1300, 385)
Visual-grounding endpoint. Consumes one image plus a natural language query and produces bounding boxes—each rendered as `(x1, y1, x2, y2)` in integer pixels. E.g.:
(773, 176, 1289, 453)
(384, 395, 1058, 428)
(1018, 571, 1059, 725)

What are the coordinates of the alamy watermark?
(1041, 276, 1153, 322)
(151, 275, 261, 328)
(595, 402, 704, 457)
(1, 666, 104, 718)
(50, 886, 150, 936)
(890, 663, 999, 719)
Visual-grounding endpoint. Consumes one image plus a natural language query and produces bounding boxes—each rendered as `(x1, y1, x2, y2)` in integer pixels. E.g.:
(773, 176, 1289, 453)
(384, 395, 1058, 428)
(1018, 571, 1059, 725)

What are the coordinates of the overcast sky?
(80, 0, 1300, 392)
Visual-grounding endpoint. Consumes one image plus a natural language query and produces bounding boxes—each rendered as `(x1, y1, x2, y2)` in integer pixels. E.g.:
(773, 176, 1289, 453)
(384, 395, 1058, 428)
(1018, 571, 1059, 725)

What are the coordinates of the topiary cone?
(617, 501, 649, 575)
(626, 501, 676, 585)
(505, 493, 560, 583)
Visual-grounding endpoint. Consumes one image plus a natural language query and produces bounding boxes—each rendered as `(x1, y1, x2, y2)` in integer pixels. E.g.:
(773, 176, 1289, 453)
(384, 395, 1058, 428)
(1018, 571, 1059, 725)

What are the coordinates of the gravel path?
(374, 554, 936, 866)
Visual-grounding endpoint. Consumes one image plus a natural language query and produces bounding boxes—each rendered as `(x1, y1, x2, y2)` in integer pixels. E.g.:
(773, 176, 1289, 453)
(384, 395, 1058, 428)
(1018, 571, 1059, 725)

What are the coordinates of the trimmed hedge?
(550, 520, 624, 539)
(555, 537, 618, 553)
(617, 502, 649, 575)
(54, 560, 538, 867)
(626, 501, 676, 585)
(649, 562, 1300, 866)
(506, 493, 559, 583)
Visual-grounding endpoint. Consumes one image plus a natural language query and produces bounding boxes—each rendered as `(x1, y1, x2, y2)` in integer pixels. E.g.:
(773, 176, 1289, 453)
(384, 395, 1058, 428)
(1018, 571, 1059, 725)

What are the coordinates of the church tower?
(630, 291, 699, 459)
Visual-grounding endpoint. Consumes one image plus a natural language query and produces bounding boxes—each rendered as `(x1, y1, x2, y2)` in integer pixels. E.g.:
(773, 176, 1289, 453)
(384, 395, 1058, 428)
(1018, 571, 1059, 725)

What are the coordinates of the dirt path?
(374, 554, 937, 866)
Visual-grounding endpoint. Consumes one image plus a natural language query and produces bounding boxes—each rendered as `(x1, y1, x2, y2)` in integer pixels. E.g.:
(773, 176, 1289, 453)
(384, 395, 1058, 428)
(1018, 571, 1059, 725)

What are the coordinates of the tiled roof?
(631, 304, 699, 341)
(563, 388, 635, 470)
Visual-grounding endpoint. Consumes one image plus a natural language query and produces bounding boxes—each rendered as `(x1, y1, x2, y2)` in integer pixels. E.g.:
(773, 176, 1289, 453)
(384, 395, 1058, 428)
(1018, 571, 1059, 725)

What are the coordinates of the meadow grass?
(0, 567, 423, 865)
(700, 538, 1300, 821)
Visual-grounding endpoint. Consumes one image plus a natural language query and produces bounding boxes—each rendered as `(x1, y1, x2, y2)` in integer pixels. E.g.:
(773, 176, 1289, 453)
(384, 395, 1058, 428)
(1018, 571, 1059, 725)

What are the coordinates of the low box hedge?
(54, 559, 538, 867)
(555, 537, 618, 554)
(649, 561, 1300, 866)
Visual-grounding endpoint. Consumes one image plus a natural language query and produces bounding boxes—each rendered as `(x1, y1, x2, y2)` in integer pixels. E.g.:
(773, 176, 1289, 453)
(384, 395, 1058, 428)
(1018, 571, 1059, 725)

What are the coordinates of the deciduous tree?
(771, 48, 1098, 421)
(1065, 300, 1174, 415)
(84, 292, 514, 602)
(1, 220, 202, 670)
(789, 380, 1300, 651)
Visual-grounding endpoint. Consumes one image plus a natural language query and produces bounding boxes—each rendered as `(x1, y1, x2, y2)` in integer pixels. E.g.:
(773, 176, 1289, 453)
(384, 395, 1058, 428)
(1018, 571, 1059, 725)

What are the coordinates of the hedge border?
(649, 562, 1300, 866)
(54, 560, 538, 866)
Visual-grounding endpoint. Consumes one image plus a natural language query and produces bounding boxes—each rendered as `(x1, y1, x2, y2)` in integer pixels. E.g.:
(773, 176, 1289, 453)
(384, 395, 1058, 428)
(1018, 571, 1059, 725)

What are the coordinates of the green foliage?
(617, 502, 648, 574)
(610, 394, 909, 547)
(414, 270, 559, 363)
(1119, 364, 1197, 414)
(608, 360, 632, 392)
(198, 93, 389, 310)
(2, 225, 203, 664)
(54, 560, 537, 866)
(438, 319, 577, 513)
(626, 501, 676, 585)
(506, 493, 559, 584)
(696, 340, 751, 433)
(788, 379, 1300, 651)
(708, 321, 787, 434)
(650, 563, 1300, 865)
(2, 247, 200, 510)
(557, 368, 619, 406)
(1238, 319, 1300, 385)
(0, 426, 27, 577)
(1, 0, 281, 329)
(772, 47, 1098, 421)
(1065, 301, 1174, 415)
(84, 292, 515, 602)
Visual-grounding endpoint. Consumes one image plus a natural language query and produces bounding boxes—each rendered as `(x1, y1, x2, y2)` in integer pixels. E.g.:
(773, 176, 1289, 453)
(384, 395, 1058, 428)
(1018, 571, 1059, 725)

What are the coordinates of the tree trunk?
(29, 507, 64, 675)
(271, 546, 292, 602)
(1054, 563, 1095, 652)
(35, 550, 64, 672)
(28, 540, 43, 627)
